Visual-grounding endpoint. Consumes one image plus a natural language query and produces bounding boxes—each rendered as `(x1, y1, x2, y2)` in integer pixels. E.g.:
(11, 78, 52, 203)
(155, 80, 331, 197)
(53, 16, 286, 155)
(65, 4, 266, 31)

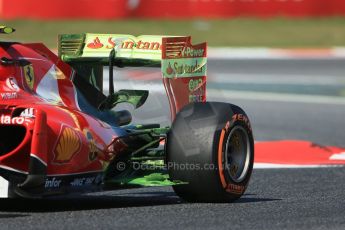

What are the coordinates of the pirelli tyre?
(167, 102, 254, 202)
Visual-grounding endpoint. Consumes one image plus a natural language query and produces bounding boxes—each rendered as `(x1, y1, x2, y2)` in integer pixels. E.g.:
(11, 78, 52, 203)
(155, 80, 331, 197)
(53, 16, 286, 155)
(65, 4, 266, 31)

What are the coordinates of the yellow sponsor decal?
(83, 129, 99, 162)
(54, 126, 81, 163)
(23, 64, 35, 89)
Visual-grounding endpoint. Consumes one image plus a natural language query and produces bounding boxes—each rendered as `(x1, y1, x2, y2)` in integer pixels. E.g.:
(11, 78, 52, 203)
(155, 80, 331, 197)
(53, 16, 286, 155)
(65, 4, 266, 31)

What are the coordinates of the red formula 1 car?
(0, 26, 254, 202)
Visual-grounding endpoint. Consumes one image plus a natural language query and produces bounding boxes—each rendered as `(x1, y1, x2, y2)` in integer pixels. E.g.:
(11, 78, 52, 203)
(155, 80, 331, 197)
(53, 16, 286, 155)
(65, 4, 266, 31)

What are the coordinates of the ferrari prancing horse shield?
(23, 64, 35, 89)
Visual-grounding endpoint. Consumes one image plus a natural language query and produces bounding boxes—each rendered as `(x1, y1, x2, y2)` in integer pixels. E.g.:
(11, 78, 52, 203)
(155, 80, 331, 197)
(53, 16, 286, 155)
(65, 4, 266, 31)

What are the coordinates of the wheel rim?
(224, 126, 251, 183)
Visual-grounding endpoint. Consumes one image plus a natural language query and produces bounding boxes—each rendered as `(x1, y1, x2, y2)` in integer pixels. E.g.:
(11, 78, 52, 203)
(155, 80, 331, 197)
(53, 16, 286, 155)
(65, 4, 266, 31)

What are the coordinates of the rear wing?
(59, 33, 164, 66)
(58, 33, 207, 119)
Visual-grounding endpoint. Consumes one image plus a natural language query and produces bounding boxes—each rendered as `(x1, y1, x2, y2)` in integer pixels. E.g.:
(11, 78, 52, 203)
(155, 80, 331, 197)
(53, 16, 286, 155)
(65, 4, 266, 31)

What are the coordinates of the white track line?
(208, 89, 345, 105)
(329, 152, 345, 160)
(211, 73, 345, 86)
(109, 81, 345, 105)
(208, 47, 345, 59)
(254, 163, 344, 169)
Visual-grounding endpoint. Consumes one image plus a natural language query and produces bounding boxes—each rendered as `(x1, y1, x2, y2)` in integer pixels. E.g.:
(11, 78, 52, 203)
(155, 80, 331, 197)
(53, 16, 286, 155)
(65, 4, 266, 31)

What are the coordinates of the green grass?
(1, 18, 345, 48)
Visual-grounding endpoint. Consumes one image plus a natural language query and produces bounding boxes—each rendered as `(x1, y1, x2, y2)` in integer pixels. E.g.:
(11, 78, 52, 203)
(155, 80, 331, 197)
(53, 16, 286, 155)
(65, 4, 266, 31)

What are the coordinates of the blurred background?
(1, 2, 345, 228)
(1, 0, 345, 47)
(1, 0, 345, 147)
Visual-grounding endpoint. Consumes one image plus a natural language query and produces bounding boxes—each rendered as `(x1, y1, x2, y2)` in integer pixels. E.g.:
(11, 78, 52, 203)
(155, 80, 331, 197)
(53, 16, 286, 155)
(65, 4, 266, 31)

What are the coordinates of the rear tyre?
(167, 102, 254, 202)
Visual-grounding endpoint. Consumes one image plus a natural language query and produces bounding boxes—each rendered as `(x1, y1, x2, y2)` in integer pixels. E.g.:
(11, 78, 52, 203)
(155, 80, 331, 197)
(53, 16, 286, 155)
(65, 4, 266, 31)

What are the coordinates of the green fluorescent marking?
(4, 27, 13, 34)
(128, 173, 186, 186)
(106, 172, 185, 187)
(0, 26, 15, 34)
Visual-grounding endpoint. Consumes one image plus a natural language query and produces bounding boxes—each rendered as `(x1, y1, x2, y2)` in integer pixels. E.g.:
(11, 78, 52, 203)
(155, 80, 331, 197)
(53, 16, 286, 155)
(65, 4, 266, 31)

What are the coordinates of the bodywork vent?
(58, 34, 85, 58)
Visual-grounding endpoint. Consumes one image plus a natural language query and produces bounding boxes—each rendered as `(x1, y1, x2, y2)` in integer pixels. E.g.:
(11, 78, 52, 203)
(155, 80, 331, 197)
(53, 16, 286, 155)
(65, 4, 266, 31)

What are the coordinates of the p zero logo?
(23, 64, 35, 90)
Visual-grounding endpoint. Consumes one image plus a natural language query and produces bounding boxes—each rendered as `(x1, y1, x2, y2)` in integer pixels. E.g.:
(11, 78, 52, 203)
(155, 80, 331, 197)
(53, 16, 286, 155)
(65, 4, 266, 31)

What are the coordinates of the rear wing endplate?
(58, 33, 207, 120)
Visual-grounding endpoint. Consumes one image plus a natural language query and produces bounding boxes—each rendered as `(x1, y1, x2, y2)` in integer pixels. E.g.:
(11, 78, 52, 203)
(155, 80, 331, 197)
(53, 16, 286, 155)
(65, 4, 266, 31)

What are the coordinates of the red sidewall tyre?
(167, 102, 254, 202)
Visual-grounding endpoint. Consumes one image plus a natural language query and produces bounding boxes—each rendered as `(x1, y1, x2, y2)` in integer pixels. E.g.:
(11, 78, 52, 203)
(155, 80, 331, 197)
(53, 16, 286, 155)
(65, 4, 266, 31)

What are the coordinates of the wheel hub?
(224, 126, 251, 183)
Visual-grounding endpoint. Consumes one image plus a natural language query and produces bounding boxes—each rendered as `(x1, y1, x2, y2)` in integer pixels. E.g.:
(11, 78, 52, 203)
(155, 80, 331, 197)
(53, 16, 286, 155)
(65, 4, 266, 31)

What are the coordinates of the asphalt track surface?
(1, 58, 345, 229)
